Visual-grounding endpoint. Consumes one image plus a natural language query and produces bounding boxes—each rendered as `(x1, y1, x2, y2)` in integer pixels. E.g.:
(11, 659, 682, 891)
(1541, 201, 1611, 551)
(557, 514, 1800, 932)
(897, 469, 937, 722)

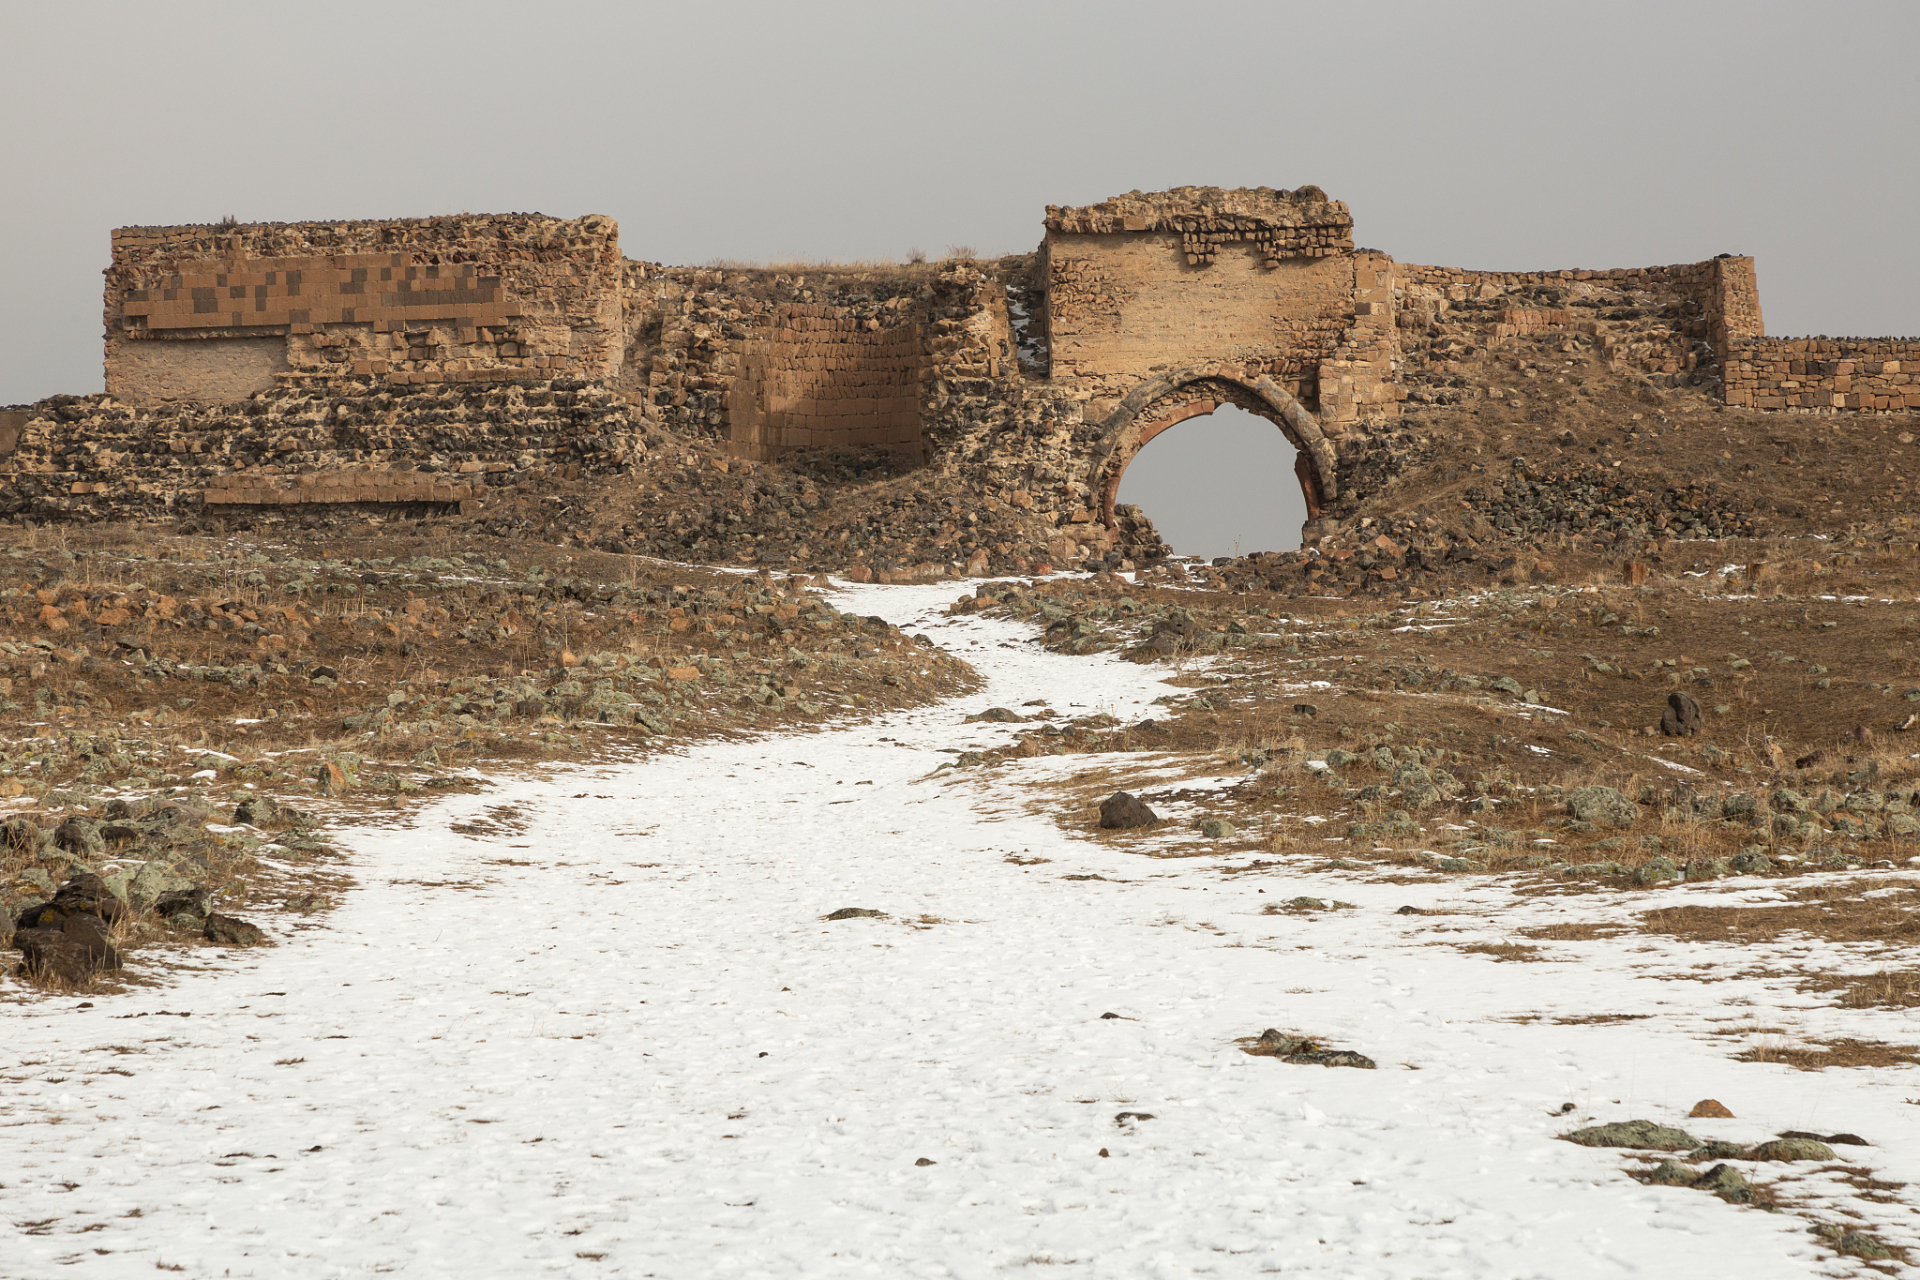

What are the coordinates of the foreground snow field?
(4, 580, 1917, 1278)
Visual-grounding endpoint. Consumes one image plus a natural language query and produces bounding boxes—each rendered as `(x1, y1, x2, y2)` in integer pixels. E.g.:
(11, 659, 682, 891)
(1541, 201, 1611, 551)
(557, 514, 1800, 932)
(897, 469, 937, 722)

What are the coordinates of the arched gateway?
(1085, 363, 1338, 533)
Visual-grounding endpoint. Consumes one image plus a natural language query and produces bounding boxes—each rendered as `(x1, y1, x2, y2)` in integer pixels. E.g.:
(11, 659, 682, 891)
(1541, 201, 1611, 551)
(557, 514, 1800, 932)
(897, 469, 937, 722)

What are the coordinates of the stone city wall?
(0, 381, 643, 522)
(1394, 258, 1757, 382)
(728, 306, 928, 461)
(105, 214, 624, 404)
(1040, 187, 1358, 413)
(29, 189, 1906, 545)
(1722, 339, 1920, 412)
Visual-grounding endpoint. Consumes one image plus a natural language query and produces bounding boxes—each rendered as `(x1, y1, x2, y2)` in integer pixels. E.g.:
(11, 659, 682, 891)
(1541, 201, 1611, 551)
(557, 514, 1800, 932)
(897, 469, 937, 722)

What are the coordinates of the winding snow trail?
(4, 581, 1915, 1277)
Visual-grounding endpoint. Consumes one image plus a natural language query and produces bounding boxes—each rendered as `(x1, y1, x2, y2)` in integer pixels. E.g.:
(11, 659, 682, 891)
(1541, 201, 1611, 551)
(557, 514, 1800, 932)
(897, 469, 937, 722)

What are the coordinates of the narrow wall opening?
(1114, 403, 1308, 558)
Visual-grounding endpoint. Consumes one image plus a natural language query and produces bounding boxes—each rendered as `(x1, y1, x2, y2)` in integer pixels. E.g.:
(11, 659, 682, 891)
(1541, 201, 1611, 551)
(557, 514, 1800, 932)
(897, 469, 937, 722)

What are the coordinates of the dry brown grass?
(1735, 1037, 1920, 1071)
(1518, 921, 1633, 942)
(1450, 940, 1550, 962)
(1639, 881, 1920, 949)
(1794, 968, 1920, 1009)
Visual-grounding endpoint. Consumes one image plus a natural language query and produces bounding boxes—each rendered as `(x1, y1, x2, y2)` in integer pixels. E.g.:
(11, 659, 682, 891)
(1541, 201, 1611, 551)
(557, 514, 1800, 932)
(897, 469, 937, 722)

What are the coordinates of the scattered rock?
(35, 873, 128, 926)
(1565, 785, 1639, 828)
(1098, 791, 1158, 830)
(1688, 1098, 1734, 1119)
(913, 1157, 936, 1167)
(1729, 850, 1773, 875)
(1660, 691, 1703, 737)
(1795, 749, 1827, 769)
(1695, 1163, 1752, 1202)
(823, 907, 885, 921)
(1645, 1160, 1699, 1186)
(155, 887, 213, 926)
(203, 913, 268, 946)
(1562, 1119, 1701, 1150)
(15, 915, 122, 985)
(1748, 1137, 1835, 1162)
(971, 707, 1024, 723)
(1689, 1141, 1749, 1160)
(1833, 1230, 1894, 1260)
(1780, 1129, 1868, 1146)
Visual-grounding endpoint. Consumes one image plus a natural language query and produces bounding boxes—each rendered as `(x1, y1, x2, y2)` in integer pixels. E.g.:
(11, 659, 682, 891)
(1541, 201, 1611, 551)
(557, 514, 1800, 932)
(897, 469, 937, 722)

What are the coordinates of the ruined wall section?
(1722, 339, 1920, 412)
(1392, 259, 1746, 407)
(106, 215, 623, 404)
(0, 381, 645, 522)
(1040, 188, 1358, 417)
(728, 304, 927, 461)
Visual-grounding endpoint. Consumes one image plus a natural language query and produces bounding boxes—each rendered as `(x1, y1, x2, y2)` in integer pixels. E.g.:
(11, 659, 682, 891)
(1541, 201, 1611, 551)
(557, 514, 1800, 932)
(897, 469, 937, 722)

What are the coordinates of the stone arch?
(1087, 363, 1337, 534)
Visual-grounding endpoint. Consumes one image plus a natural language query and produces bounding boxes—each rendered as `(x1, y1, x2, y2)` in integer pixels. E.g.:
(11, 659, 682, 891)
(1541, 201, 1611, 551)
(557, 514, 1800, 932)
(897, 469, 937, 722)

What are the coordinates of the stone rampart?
(105, 214, 623, 404)
(1723, 338, 1920, 412)
(35, 189, 1910, 552)
(727, 305, 927, 461)
(0, 381, 642, 522)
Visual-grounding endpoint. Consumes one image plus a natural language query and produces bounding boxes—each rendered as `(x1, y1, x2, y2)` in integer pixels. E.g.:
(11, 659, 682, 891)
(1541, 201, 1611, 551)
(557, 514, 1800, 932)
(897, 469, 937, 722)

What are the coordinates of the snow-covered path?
(4, 582, 1914, 1277)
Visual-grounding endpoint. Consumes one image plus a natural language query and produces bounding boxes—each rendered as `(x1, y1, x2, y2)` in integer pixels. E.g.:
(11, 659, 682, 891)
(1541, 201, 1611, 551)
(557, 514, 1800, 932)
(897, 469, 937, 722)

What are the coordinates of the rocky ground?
(0, 525, 975, 992)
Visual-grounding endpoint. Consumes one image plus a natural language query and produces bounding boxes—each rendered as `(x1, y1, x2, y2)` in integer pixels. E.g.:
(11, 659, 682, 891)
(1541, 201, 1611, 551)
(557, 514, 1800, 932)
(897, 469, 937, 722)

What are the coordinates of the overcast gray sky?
(5, 1, 1915, 552)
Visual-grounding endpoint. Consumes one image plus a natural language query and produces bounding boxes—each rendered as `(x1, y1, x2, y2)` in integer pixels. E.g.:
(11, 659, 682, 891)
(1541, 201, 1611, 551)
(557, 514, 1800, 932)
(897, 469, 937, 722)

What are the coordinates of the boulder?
(37, 873, 127, 926)
(1565, 785, 1639, 828)
(1748, 1137, 1835, 1162)
(972, 707, 1024, 723)
(1688, 1098, 1734, 1119)
(1695, 1163, 1752, 1203)
(52, 816, 105, 859)
(15, 916, 122, 985)
(1562, 1119, 1700, 1150)
(1099, 792, 1158, 830)
(155, 887, 213, 927)
(1660, 691, 1703, 737)
(204, 913, 268, 946)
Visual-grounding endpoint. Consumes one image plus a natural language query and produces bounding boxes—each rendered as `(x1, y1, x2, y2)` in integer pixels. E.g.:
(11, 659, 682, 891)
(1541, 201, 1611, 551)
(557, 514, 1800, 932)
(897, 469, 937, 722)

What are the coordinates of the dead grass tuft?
(1640, 881, 1920, 949)
(1450, 940, 1550, 962)
(1735, 1037, 1920, 1071)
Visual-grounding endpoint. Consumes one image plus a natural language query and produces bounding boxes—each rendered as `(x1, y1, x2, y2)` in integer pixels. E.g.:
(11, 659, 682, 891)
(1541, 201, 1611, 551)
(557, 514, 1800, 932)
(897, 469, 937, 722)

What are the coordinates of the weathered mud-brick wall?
(106, 215, 623, 404)
(728, 304, 928, 461)
(1722, 339, 1920, 411)
(1040, 187, 1357, 414)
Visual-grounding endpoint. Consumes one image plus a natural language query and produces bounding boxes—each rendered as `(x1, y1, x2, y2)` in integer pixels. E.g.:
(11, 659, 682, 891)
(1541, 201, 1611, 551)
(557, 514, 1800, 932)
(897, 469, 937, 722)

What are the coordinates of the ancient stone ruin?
(4, 186, 1916, 565)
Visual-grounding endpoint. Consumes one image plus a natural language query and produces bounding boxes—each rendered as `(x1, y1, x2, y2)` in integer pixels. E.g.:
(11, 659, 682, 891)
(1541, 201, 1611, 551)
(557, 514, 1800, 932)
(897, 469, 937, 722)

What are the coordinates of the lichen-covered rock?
(1563, 1119, 1700, 1150)
(1565, 786, 1639, 828)
(1748, 1137, 1835, 1162)
(1695, 1163, 1752, 1202)
(1644, 1160, 1699, 1185)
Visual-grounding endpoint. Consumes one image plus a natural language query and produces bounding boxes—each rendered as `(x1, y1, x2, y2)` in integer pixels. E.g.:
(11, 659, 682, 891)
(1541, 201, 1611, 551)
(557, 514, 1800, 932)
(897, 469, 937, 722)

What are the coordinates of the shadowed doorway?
(1114, 403, 1309, 559)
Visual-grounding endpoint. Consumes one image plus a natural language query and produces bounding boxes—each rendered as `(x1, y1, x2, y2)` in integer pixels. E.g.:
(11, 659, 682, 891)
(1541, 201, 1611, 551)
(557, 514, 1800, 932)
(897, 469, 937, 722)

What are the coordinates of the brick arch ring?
(1087, 363, 1338, 531)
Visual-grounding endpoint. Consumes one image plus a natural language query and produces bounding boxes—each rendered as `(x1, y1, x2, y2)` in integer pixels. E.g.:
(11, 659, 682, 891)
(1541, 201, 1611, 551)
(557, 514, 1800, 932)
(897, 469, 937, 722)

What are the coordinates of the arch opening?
(1114, 403, 1311, 558)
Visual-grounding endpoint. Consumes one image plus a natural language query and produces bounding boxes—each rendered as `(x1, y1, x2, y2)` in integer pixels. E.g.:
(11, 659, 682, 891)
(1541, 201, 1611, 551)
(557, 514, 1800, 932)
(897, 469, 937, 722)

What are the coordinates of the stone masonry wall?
(106, 215, 623, 404)
(0, 381, 644, 522)
(1041, 187, 1358, 417)
(726, 305, 927, 461)
(1395, 260, 1732, 379)
(1722, 339, 1920, 412)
